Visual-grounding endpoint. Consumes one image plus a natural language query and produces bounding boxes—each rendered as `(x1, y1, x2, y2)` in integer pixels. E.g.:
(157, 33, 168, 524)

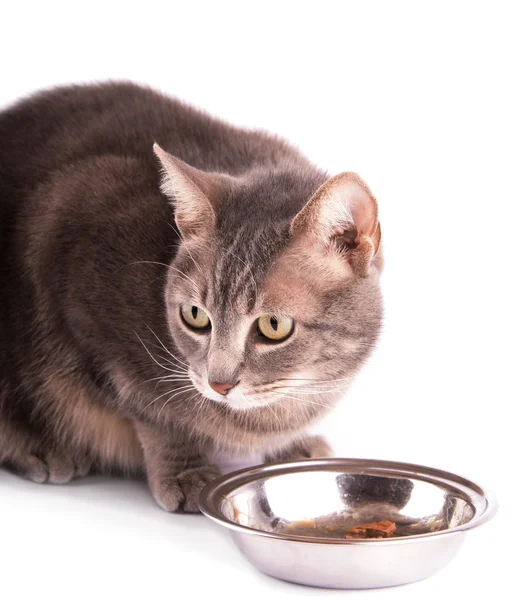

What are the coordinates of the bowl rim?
(199, 457, 498, 545)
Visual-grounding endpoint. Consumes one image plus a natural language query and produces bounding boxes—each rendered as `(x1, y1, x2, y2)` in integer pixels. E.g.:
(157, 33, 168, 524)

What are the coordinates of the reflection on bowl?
(199, 458, 497, 589)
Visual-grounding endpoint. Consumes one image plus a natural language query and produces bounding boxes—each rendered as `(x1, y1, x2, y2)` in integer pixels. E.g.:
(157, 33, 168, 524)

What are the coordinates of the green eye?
(257, 315, 294, 341)
(180, 305, 211, 330)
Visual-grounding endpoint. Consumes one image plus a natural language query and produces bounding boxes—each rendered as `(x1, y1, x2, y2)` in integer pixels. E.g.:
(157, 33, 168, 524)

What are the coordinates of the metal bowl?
(199, 458, 497, 589)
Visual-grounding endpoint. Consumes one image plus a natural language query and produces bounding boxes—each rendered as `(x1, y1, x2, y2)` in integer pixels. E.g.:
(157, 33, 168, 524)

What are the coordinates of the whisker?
(142, 383, 197, 413)
(123, 258, 200, 294)
(167, 264, 202, 293)
(276, 400, 296, 419)
(134, 331, 182, 374)
(167, 221, 203, 273)
(266, 391, 333, 410)
(156, 364, 189, 377)
(261, 383, 343, 392)
(141, 340, 189, 372)
(154, 378, 192, 388)
(253, 382, 344, 396)
(263, 399, 281, 427)
(192, 393, 209, 418)
(283, 397, 333, 410)
(142, 356, 188, 376)
(243, 389, 297, 420)
(153, 358, 188, 376)
(143, 375, 191, 385)
(113, 259, 167, 275)
(157, 385, 198, 418)
(185, 391, 201, 412)
(276, 377, 349, 385)
(144, 323, 190, 369)
(273, 387, 344, 396)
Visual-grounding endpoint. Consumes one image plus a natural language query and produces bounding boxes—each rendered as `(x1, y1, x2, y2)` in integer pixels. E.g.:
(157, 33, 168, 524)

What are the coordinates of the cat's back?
(0, 81, 305, 191)
(0, 81, 306, 290)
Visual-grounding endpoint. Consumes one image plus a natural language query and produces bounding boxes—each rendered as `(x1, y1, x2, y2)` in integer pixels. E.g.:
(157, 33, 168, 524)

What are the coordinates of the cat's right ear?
(290, 172, 381, 276)
(153, 143, 227, 240)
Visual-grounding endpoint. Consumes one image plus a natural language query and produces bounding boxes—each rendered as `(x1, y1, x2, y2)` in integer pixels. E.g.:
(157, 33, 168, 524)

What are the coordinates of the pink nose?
(208, 381, 237, 396)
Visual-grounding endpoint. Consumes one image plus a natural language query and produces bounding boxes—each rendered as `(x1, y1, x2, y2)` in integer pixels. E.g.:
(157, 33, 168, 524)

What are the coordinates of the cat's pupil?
(192, 306, 198, 319)
(270, 316, 278, 331)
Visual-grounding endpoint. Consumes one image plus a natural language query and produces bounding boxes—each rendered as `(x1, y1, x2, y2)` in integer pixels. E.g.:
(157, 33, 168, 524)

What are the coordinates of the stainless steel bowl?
(199, 458, 497, 589)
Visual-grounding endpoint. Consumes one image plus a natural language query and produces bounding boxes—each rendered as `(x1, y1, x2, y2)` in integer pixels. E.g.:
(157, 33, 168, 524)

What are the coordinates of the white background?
(1, 1, 512, 598)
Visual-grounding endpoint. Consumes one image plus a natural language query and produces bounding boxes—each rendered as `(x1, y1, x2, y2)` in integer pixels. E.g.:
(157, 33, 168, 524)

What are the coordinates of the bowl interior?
(220, 468, 481, 540)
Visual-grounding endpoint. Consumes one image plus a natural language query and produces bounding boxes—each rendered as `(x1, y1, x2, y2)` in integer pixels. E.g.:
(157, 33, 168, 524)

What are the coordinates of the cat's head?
(154, 144, 383, 416)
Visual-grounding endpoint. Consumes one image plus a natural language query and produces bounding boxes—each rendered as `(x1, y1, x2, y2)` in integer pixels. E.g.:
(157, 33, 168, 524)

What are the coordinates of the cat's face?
(156, 145, 383, 413)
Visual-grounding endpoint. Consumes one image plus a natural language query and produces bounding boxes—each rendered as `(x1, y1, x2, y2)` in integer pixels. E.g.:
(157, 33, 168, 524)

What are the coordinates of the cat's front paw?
(5, 451, 92, 484)
(265, 435, 333, 464)
(149, 464, 221, 513)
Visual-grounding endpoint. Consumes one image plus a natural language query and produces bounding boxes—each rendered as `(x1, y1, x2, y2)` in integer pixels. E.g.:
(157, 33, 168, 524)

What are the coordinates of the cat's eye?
(257, 314, 294, 341)
(180, 305, 211, 331)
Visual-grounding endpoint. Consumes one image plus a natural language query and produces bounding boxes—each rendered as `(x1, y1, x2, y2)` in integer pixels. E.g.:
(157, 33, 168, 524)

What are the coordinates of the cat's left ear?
(153, 143, 229, 240)
(290, 172, 381, 276)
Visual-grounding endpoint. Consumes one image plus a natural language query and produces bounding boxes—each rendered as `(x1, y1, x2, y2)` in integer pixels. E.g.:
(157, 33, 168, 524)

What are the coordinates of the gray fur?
(0, 82, 383, 511)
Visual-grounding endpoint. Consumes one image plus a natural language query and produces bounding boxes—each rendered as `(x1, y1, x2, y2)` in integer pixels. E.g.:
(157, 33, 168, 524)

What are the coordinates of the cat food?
(344, 520, 397, 539)
(279, 518, 397, 539)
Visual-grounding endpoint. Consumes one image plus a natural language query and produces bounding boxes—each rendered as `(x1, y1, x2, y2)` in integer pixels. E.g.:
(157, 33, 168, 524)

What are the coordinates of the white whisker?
(134, 331, 182, 374)
(141, 341, 189, 373)
(143, 383, 196, 413)
(156, 384, 198, 418)
(275, 400, 296, 420)
(113, 259, 169, 275)
(192, 393, 209, 418)
(264, 399, 281, 427)
(266, 391, 333, 410)
(276, 377, 349, 385)
(274, 387, 344, 396)
(144, 323, 190, 369)
(168, 221, 203, 273)
(167, 264, 202, 293)
(143, 375, 191, 385)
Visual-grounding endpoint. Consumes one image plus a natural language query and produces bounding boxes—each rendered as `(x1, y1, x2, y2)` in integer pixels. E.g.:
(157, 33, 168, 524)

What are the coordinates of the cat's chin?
(203, 393, 273, 412)
(215, 398, 264, 412)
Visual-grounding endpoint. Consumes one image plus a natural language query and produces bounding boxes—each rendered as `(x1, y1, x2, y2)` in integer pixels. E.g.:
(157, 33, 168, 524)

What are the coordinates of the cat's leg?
(264, 435, 333, 463)
(0, 420, 92, 484)
(134, 422, 220, 513)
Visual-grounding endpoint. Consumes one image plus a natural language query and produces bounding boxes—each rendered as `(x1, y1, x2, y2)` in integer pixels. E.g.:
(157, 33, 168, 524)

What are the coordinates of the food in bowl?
(280, 517, 397, 538)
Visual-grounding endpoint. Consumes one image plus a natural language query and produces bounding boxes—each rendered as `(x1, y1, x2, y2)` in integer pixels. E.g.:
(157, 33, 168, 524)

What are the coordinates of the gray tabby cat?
(0, 82, 383, 512)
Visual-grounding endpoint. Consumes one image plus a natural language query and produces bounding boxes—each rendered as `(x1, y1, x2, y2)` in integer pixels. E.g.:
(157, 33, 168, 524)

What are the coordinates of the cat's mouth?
(186, 371, 339, 414)
(188, 370, 281, 411)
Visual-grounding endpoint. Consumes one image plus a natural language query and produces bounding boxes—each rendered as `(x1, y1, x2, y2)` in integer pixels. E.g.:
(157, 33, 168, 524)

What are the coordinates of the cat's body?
(0, 82, 383, 511)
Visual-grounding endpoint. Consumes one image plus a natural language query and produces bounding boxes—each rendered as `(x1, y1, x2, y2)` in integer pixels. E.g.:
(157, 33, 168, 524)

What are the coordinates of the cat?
(0, 82, 383, 512)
